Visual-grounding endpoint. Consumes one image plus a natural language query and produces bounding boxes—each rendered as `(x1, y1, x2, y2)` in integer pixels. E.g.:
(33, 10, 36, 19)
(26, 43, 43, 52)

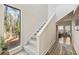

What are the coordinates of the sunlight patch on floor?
(65, 37, 71, 45)
(59, 37, 64, 44)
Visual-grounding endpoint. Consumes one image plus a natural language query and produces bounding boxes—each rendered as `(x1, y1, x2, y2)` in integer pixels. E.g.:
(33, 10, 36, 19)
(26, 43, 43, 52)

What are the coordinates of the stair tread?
(29, 39, 37, 45)
(16, 50, 28, 55)
(24, 43, 37, 54)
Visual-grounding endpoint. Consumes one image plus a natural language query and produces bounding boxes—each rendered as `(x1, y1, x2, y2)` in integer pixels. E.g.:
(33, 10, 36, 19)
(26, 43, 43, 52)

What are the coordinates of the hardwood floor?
(46, 37, 77, 55)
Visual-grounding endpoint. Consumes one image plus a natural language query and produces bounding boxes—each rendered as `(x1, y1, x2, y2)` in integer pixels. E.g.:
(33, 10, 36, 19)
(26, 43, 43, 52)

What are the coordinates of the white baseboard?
(8, 45, 22, 55)
(41, 39, 56, 55)
(73, 44, 79, 55)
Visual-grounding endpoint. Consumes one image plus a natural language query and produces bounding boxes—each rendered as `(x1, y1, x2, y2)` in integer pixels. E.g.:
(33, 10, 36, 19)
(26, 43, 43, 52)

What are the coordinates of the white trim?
(41, 39, 56, 55)
(8, 45, 22, 55)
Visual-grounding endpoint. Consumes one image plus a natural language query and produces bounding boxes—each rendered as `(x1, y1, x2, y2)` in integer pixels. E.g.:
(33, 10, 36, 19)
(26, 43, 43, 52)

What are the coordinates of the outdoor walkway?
(46, 37, 77, 55)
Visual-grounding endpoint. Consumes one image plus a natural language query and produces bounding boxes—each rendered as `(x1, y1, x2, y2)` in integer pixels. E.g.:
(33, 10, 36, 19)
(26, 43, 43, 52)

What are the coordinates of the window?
(58, 26, 64, 34)
(4, 5, 21, 50)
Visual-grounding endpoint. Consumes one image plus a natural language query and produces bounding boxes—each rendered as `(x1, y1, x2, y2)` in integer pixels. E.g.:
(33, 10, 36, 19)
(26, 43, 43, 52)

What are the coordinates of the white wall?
(48, 4, 59, 18)
(74, 31, 79, 54)
(71, 19, 79, 55)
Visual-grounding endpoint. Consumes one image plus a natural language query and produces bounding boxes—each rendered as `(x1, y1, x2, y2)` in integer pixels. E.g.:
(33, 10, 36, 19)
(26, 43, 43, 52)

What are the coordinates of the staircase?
(23, 22, 46, 55)
(23, 36, 37, 55)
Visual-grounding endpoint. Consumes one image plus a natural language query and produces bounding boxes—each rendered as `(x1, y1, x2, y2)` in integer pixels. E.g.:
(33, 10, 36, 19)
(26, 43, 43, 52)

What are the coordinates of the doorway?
(57, 21, 72, 45)
(55, 21, 76, 55)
